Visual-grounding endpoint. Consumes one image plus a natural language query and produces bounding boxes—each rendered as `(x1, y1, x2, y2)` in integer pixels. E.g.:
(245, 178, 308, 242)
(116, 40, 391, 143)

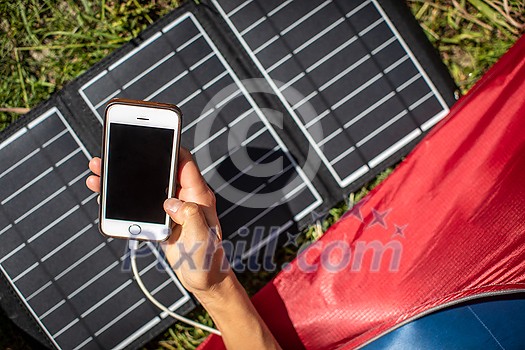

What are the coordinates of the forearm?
(194, 271, 282, 350)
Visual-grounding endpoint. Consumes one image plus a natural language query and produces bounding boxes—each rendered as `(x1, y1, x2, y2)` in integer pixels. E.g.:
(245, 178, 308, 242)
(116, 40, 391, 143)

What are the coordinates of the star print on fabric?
(310, 209, 328, 222)
(341, 197, 369, 222)
(284, 231, 301, 248)
(392, 224, 408, 238)
(367, 208, 391, 229)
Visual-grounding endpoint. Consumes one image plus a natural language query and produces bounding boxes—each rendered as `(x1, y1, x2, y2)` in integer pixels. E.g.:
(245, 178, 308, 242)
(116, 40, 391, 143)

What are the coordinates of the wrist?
(192, 270, 242, 307)
(192, 270, 282, 350)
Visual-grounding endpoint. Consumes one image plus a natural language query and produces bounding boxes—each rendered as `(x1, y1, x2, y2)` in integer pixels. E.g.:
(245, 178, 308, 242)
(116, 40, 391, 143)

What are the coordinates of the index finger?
(89, 157, 101, 176)
(176, 147, 218, 227)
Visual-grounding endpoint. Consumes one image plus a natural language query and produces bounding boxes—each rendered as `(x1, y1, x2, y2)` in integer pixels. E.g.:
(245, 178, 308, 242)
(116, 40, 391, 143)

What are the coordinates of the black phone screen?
(105, 123, 175, 224)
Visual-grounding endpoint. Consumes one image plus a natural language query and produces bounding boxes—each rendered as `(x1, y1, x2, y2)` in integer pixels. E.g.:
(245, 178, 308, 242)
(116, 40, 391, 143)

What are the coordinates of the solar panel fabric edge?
(0, 277, 52, 348)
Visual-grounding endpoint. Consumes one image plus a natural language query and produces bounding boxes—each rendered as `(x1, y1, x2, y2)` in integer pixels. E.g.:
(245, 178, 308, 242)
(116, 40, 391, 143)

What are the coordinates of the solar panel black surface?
(212, 0, 453, 187)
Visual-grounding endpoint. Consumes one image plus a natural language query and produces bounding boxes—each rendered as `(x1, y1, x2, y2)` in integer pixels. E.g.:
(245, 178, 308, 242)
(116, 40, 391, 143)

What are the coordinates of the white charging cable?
(128, 239, 221, 336)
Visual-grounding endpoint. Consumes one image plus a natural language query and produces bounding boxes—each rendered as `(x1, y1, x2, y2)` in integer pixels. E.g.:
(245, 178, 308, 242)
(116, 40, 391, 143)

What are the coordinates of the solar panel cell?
(4, 177, 60, 223)
(413, 95, 446, 130)
(45, 302, 78, 337)
(352, 2, 382, 31)
(0, 161, 50, 206)
(400, 78, 433, 107)
(82, 73, 121, 111)
(80, 282, 144, 330)
(217, 0, 244, 14)
(229, 2, 264, 35)
(28, 111, 66, 141)
(0, 134, 35, 176)
(56, 322, 93, 349)
(30, 283, 65, 319)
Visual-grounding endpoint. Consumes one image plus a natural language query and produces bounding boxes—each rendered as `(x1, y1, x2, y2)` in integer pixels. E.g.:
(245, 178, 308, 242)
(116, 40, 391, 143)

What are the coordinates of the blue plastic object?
(363, 294, 525, 350)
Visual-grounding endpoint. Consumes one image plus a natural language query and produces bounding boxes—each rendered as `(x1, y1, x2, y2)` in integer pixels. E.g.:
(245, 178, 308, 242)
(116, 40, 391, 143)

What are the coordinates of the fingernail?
(165, 198, 182, 213)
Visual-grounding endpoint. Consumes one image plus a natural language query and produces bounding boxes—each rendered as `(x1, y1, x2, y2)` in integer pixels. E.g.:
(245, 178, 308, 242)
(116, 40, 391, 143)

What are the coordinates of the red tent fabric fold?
(198, 35, 525, 349)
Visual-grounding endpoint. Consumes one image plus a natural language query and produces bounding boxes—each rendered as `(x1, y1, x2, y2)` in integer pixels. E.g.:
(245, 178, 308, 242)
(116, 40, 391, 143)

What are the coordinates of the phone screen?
(105, 123, 174, 224)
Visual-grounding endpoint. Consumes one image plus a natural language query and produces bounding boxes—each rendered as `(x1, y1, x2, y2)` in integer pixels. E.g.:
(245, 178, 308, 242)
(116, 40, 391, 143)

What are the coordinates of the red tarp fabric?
(198, 35, 525, 349)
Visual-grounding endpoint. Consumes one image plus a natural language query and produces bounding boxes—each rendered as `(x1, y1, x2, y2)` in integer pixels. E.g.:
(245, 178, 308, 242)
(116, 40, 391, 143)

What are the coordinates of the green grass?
(0, 0, 523, 349)
(409, 0, 524, 93)
(0, 0, 181, 130)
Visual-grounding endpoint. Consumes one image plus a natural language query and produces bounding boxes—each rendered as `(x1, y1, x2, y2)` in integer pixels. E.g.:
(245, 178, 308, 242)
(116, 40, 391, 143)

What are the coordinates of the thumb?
(164, 198, 211, 240)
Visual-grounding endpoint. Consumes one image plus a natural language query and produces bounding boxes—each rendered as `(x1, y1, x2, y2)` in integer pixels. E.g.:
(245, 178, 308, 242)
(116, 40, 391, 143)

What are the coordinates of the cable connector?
(128, 239, 139, 257)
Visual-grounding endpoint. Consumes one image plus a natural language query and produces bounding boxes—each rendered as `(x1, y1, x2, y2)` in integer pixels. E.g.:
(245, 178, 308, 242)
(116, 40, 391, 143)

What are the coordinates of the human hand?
(87, 148, 282, 349)
(86, 148, 232, 297)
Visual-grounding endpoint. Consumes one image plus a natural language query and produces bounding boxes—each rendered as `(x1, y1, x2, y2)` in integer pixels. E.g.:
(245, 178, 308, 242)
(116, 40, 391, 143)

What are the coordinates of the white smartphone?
(99, 98, 182, 241)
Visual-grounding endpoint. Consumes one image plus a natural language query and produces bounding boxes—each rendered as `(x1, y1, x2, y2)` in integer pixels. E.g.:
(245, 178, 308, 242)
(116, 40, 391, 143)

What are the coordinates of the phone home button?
(128, 224, 141, 235)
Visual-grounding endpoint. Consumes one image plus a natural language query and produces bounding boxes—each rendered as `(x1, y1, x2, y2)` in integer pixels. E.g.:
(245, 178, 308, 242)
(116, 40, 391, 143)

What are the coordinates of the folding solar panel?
(0, 1, 456, 348)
